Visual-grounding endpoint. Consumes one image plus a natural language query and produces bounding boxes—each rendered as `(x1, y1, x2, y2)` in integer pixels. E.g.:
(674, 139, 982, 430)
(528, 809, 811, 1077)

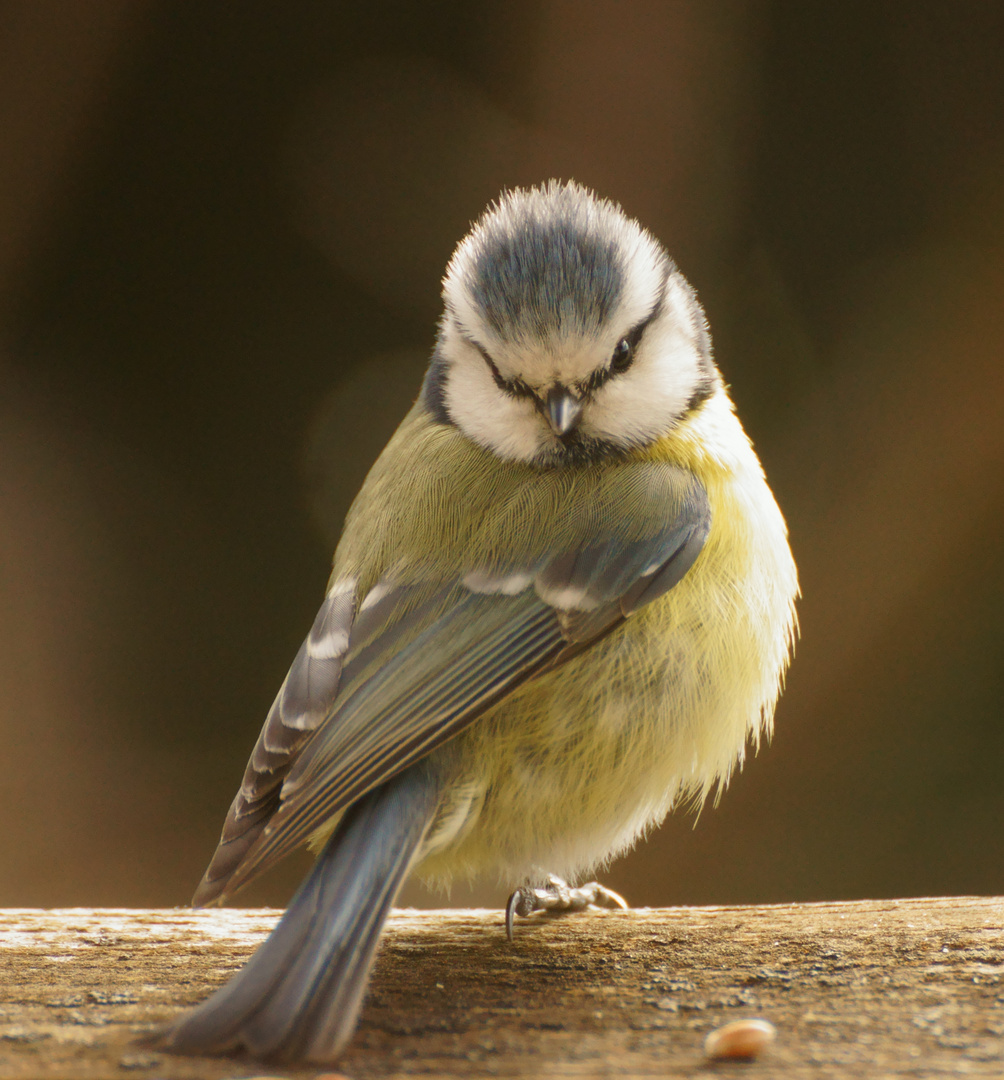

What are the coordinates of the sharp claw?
(592, 884, 629, 910)
(504, 878, 629, 940)
(505, 890, 520, 942)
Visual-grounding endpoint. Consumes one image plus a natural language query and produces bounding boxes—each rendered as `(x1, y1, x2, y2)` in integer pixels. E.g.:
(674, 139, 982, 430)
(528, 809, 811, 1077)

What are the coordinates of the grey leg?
(505, 874, 628, 940)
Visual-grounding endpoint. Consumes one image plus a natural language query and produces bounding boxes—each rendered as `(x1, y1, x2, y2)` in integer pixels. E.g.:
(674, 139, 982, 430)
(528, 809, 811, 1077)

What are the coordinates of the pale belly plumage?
(416, 425, 798, 889)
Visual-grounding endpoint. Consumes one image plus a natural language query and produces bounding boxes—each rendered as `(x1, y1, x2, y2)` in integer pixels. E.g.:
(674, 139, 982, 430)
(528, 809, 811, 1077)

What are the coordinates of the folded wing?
(194, 463, 710, 905)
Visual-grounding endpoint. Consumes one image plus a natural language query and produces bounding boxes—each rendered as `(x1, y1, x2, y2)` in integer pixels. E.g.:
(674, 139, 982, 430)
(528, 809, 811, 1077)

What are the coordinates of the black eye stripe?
(464, 264, 672, 402)
(581, 269, 671, 394)
(469, 338, 537, 400)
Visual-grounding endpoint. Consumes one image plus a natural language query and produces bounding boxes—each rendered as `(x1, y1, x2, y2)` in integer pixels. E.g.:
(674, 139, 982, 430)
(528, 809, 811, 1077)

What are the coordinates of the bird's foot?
(505, 874, 628, 940)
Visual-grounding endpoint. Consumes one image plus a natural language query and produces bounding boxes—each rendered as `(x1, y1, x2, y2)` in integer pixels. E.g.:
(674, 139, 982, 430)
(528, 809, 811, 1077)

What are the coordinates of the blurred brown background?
(1, 0, 1002, 911)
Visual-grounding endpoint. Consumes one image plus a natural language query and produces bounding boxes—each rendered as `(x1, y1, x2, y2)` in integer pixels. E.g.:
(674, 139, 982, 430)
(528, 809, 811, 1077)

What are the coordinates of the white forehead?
(443, 181, 668, 387)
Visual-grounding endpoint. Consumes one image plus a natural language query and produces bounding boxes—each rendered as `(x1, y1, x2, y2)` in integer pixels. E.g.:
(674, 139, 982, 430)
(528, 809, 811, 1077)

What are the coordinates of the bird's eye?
(610, 337, 634, 374)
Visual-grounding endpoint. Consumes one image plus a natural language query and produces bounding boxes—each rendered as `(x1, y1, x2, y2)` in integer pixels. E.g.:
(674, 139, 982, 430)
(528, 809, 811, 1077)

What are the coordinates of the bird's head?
(424, 181, 719, 466)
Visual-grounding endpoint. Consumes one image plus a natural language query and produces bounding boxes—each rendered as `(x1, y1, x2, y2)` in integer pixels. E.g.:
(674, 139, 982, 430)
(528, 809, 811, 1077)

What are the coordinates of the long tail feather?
(162, 764, 440, 1063)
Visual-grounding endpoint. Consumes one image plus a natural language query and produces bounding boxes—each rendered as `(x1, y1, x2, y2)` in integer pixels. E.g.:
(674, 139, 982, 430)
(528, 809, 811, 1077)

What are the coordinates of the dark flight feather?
(194, 467, 710, 906)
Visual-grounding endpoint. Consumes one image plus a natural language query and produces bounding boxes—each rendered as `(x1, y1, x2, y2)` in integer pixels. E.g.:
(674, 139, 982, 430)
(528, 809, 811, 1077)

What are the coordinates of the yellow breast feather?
(415, 389, 798, 888)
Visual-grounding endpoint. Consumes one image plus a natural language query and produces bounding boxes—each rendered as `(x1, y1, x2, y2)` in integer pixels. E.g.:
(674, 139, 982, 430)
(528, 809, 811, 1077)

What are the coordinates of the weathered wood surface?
(0, 898, 1002, 1079)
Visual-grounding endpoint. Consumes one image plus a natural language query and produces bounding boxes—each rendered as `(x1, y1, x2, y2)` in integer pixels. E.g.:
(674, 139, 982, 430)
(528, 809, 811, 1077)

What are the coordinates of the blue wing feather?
(194, 466, 710, 905)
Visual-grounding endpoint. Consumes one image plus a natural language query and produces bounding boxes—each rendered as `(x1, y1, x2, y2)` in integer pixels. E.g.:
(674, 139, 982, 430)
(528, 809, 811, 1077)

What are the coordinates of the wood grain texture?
(0, 898, 1002, 1079)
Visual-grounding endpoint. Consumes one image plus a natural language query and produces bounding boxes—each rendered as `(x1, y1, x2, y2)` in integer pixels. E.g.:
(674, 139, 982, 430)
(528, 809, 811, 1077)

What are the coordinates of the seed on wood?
(703, 1018, 777, 1059)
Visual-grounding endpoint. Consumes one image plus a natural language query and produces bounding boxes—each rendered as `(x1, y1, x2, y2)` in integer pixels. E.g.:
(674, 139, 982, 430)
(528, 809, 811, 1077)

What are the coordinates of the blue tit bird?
(163, 180, 798, 1064)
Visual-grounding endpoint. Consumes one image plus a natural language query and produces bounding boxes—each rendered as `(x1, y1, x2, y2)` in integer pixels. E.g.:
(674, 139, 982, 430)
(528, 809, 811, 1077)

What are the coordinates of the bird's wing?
(194, 464, 710, 905)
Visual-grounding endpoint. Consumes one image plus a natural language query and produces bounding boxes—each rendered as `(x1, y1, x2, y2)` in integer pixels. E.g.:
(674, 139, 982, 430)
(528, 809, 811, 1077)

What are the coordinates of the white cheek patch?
(582, 286, 706, 448)
(583, 337, 701, 447)
(442, 336, 550, 464)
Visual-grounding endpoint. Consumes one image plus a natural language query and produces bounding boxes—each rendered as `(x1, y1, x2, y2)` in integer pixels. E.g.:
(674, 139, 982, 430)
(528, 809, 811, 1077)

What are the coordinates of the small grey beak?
(545, 386, 583, 437)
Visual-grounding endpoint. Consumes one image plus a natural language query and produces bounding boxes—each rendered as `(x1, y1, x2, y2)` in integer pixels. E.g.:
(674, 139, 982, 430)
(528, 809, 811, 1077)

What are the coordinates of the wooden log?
(0, 898, 1002, 1078)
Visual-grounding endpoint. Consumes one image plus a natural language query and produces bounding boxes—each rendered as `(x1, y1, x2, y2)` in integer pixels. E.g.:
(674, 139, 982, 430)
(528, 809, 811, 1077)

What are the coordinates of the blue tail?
(163, 764, 440, 1063)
